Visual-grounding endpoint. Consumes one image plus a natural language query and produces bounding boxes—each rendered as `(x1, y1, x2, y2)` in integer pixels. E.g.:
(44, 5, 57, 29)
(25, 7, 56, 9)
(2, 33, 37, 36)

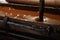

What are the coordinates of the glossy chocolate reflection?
(0, 6, 60, 25)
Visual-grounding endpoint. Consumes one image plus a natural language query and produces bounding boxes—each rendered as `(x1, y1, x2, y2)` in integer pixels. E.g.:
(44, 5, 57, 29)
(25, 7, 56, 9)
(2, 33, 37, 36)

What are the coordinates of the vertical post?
(39, 0, 45, 22)
(3, 16, 10, 33)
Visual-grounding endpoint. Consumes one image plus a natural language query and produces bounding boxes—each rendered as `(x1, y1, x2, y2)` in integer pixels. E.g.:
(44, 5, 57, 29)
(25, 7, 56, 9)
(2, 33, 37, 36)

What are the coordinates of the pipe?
(6, 0, 60, 7)
(39, 0, 45, 22)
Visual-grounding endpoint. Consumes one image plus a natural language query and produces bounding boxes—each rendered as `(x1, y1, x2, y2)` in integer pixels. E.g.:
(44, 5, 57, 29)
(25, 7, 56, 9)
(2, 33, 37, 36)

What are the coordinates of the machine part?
(6, 0, 60, 7)
(39, 0, 45, 22)
(0, 16, 59, 40)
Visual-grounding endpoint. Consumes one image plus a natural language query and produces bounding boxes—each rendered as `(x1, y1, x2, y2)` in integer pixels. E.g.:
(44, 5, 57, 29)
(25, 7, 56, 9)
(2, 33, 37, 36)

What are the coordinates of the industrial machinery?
(0, 0, 60, 40)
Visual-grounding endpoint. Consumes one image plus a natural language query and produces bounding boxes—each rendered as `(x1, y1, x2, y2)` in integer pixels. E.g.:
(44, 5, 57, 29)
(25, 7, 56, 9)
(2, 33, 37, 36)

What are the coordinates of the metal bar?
(0, 3, 60, 12)
(6, 0, 60, 7)
(0, 30, 39, 40)
(39, 0, 45, 22)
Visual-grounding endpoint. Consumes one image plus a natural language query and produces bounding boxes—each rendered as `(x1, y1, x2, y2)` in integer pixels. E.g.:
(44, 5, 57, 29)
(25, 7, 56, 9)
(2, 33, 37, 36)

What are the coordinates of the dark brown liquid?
(0, 6, 60, 25)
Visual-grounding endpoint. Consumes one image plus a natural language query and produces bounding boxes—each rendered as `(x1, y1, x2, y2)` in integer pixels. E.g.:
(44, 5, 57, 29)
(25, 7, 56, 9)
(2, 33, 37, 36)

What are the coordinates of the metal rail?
(0, 16, 60, 40)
